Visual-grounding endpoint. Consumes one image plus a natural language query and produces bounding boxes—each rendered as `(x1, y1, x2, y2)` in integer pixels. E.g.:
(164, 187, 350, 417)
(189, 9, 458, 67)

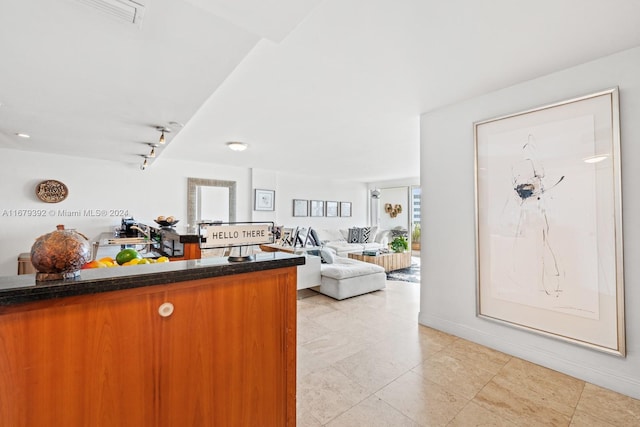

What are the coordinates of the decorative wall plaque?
(36, 180, 68, 203)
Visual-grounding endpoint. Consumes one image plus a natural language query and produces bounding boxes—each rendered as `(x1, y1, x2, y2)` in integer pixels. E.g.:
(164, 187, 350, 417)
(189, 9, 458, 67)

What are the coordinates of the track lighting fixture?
(148, 143, 158, 158)
(156, 126, 171, 144)
(140, 155, 150, 171)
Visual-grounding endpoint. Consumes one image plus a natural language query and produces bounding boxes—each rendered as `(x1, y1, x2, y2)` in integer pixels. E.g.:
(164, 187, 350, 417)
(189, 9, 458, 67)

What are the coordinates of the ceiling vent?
(75, 0, 145, 27)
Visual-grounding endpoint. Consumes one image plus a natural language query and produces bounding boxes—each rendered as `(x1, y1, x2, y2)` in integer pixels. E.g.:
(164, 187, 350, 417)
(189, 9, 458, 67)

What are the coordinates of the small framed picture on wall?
(326, 201, 339, 217)
(254, 189, 275, 211)
(310, 200, 324, 217)
(293, 199, 308, 217)
(340, 202, 352, 217)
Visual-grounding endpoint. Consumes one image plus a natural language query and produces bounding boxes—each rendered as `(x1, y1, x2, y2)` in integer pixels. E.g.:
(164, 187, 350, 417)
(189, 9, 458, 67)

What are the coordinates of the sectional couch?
(314, 226, 391, 257)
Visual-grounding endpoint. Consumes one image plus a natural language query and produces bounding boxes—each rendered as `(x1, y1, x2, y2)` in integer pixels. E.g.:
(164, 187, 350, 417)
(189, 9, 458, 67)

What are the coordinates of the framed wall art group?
(474, 87, 625, 356)
(293, 199, 351, 217)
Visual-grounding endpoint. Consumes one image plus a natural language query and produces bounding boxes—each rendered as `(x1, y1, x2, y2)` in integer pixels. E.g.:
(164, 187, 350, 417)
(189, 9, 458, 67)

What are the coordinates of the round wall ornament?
(35, 180, 69, 203)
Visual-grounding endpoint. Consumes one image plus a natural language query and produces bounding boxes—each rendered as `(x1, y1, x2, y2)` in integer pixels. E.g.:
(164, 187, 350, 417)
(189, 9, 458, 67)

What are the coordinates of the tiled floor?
(296, 280, 640, 426)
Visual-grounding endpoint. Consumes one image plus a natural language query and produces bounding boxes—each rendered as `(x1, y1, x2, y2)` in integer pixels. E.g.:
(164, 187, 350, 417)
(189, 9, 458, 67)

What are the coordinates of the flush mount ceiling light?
(15, 133, 30, 138)
(226, 141, 248, 152)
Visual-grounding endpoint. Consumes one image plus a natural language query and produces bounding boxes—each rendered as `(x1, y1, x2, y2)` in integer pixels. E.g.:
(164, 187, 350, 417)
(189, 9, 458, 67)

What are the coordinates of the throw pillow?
(367, 226, 378, 243)
(319, 247, 335, 264)
(360, 227, 371, 243)
(309, 228, 322, 246)
(348, 228, 361, 243)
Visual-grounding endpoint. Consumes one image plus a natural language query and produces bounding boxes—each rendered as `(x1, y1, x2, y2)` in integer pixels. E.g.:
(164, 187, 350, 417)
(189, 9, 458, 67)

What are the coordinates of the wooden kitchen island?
(0, 252, 303, 427)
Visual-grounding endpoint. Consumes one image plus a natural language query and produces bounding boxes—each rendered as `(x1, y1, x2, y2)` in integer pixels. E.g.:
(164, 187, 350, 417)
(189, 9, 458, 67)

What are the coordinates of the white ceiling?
(1, 0, 640, 182)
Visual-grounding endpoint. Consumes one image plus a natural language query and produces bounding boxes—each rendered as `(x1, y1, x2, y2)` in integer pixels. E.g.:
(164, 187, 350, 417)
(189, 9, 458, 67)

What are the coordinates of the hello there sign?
(199, 222, 274, 249)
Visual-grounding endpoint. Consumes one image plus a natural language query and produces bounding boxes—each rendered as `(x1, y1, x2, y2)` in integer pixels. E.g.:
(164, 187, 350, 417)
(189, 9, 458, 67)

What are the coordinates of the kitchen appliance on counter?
(120, 217, 138, 237)
(143, 224, 183, 258)
(159, 229, 184, 258)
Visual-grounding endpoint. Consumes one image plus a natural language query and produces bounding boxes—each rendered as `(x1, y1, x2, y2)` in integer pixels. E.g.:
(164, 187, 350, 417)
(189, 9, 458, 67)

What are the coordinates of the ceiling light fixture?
(147, 143, 158, 158)
(156, 126, 171, 144)
(227, 141, 248, 152)
(140, 155, 151, 171)
(15, 133, 30, 138)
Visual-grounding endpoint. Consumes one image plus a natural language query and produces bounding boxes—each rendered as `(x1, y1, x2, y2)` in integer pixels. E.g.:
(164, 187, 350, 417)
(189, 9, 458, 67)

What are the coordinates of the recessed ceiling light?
(227, 142, 248, 151)
(15, 133, 30, 138)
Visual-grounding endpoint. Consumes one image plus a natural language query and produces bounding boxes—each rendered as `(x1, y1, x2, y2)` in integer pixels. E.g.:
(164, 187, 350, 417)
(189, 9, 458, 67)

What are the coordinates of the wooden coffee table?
(348, 251, 412, 272)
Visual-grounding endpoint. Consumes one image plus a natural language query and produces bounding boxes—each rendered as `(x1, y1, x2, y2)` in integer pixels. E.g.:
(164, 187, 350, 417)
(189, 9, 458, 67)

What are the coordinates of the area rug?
(386, 257, 420, 283)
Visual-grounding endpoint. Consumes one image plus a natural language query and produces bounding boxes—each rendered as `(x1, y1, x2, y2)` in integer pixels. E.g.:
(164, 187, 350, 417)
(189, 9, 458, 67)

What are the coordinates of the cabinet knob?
(158, 302, 174, 317)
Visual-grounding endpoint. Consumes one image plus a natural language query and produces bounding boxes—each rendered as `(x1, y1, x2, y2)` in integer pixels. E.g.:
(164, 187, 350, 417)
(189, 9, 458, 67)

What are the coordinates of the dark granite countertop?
(0, 252, 305, 307)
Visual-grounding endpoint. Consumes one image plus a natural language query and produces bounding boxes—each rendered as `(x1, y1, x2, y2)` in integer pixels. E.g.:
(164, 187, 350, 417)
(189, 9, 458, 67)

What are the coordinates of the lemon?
(137, 258, 150, 265)
(156, 256, 169, 263)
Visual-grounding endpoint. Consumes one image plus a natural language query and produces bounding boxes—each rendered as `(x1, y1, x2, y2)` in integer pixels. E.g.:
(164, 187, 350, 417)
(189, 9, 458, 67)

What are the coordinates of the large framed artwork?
(474, 88, 625, 356)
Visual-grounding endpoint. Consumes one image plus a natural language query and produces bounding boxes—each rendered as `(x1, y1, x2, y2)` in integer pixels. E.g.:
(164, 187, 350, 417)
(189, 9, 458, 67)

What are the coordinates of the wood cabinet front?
(0, 268, 297, 427)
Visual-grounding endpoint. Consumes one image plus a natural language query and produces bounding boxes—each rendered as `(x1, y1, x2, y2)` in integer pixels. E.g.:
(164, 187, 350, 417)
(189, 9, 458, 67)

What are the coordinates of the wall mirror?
(187, 178, 237, 227)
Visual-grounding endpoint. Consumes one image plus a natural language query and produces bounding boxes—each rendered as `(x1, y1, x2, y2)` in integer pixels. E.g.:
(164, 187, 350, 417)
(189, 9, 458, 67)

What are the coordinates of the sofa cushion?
(320, 257, 385, 280)
(316, 228, 346, 243)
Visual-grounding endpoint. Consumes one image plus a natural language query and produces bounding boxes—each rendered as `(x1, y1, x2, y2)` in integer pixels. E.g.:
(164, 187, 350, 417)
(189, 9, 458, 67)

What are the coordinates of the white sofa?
(314, 226, 391, 257)
(319, 254, 386, 300)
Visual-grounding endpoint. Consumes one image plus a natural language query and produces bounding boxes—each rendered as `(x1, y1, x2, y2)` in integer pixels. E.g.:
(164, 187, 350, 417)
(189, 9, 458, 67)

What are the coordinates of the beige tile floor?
(296, 280, 640, 426)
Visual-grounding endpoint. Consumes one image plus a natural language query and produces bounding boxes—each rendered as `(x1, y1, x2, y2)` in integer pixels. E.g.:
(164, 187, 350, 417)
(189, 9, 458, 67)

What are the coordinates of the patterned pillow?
(367, 226, 378, 243)
(360, 227, 371, 243)
(348, 227, 371, 243)
(348, 228, 361, 243)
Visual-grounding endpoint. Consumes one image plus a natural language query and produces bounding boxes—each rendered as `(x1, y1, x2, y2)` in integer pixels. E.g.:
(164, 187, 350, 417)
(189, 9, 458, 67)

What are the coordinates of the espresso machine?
(120, 217, 138, 237)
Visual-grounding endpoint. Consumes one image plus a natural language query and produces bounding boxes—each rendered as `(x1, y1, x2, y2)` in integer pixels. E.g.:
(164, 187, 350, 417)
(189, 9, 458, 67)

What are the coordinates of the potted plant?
(411, 224, 421, 251)
(390, 235, 409, 253)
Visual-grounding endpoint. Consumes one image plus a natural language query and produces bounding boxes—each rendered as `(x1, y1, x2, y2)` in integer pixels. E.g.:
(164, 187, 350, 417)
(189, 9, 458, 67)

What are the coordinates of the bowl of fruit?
(154, 215, 179, 227)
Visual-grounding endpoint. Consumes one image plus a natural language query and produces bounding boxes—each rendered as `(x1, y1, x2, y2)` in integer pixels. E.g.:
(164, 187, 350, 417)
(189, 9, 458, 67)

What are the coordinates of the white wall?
(368, 177, 420, 229)
(0, 149, 253, 275)
(377, 187, 410, 232)
(420, 46, 640, 398)
(266, 171, 368, 229)
(0, 152, 368, 276)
